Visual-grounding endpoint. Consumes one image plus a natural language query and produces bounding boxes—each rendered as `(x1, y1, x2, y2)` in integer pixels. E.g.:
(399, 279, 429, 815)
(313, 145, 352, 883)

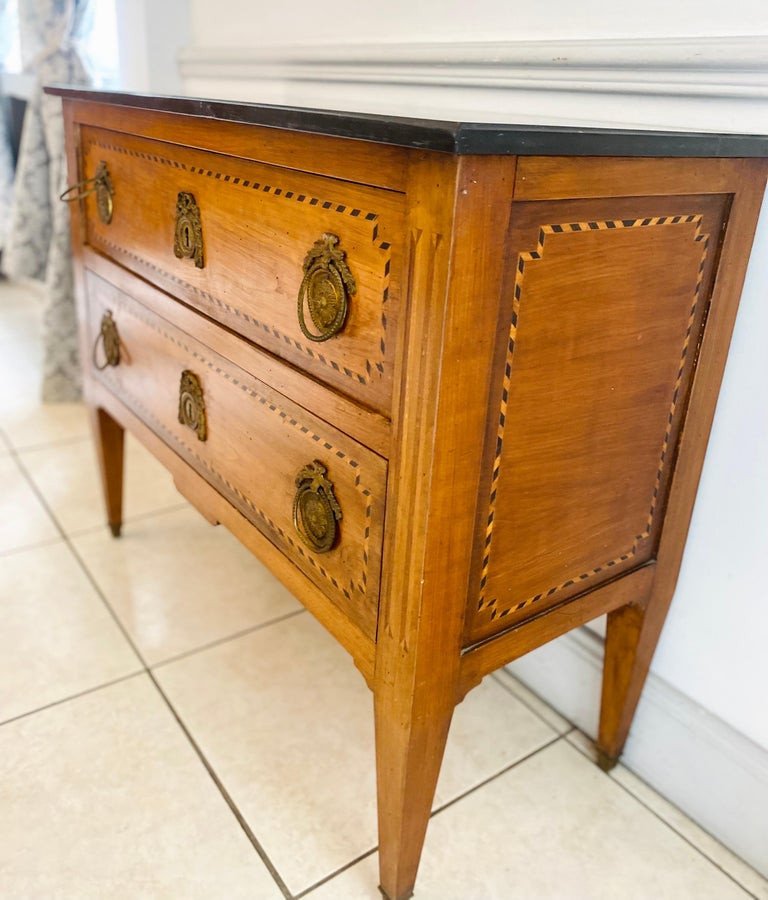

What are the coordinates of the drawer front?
(79, 126, 404, 416)
(85, 268, 386, 639)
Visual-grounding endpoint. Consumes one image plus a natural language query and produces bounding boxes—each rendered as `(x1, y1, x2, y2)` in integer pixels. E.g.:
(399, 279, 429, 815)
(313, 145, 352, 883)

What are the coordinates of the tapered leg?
(375, 684, 455, 900)
(89, 405, 124, 537)
(597, 597, 664, 770)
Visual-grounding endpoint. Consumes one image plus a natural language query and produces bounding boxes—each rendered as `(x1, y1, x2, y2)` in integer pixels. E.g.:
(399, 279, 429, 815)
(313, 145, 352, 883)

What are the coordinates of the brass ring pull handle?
(178, 370, 207, 441)
(174, 192, 205, 268)
(92, 310, 121, 370)
(297, 233, 356, 342)
(60, 160, 114, 224)
(293, 460, 342, 553)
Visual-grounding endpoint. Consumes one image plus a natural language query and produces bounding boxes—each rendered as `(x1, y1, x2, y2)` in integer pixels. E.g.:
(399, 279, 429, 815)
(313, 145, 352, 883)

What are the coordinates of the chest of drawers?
(52, 86, 768, 899)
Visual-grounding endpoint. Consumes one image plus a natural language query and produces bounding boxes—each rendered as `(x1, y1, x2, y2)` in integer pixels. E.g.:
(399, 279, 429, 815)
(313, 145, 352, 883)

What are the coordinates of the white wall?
(189, 0, 768, 44)
(529, 184, 768, 750)
(653, 209, 768, 749)
(115, 0, 189, 94)
(180, 0, 768, 871)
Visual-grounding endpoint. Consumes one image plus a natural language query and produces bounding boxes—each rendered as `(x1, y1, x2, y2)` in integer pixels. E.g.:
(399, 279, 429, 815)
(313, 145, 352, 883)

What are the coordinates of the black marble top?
(45, 86, 768, 158)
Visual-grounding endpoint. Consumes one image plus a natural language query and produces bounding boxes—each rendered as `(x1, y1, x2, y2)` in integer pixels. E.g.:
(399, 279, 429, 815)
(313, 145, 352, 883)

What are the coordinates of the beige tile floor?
(2, 277, 767, 900)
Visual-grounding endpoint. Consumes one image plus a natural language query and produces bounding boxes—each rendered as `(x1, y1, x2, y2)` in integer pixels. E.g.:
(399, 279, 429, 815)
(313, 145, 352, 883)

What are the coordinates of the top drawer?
(78, 125, 404, 416)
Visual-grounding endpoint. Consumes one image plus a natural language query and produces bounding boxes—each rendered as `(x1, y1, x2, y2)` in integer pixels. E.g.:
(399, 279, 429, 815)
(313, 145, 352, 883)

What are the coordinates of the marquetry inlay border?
(83, 136, 392, 387)
(89, 282, 376, 603)
(477, 215, 709, 624)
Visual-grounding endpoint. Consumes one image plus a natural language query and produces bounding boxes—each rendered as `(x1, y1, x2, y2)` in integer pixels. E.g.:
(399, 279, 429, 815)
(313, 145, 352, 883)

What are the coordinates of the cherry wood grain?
(466, 193, 728, 643)
(374, 152, 460, 900)
(86, 378, 377, 685)
(62, 105, 94, 401)
(375, 153, 517, 900)
(85, 267, 387, 640)
(68, 99, 409, 190)
(515, 155, 757, 200)
(82, 248, 391, 457)
(80, 125, 404, 416)
(596, 158, 768, 766)
(89, 405, 124, 537)
(597, 600, 647, 770)
(459, 564, 655, 702)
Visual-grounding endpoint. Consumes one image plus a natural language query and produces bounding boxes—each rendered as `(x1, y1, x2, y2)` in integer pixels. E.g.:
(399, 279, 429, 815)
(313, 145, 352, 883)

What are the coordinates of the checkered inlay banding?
(85, 139, 392, 387)
(92, 289, 375, 601)
(478, 215, 710, 624)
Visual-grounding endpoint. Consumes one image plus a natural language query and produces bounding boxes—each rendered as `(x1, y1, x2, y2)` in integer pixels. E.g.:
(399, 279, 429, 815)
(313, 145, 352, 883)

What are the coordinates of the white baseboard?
(507, 629, 768, 878)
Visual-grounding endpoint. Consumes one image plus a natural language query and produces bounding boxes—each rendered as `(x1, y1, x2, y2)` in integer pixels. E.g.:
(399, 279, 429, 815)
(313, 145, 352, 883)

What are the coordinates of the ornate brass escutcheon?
(92, 310, 121, 370)
(60, 160, 114, 224)
(174, 192, 204, 268)
(293, 460, 342, 553)
(178, 370, 207, 441)
(94, 161, 114, 224)
(297, 233, 356, 342)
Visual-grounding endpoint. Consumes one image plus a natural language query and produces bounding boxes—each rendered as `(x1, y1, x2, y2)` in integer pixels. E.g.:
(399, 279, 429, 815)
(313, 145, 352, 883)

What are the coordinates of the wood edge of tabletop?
(45, 85, 768, 158)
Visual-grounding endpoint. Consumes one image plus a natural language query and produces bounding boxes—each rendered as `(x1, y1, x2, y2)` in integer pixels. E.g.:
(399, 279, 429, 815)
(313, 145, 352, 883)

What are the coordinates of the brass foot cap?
(109, 522, 122, 538)
(379, 886, 414, 900)
(596, 748, 619, 772)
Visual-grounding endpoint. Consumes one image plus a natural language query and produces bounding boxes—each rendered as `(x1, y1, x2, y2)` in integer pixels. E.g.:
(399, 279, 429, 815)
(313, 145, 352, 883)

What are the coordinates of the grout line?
(13, 414, 709, 898)
(10, 446, 294, 900)
(151, 608, 308, 670)
(13, 434, 92, 455)
(0, 670, 145, 729)
(10, 449, 161, 666)
(295, 731, 574, 899)
(430, 731, 571, 818)
(293, 846, 379, 899)
(145, 666, 294, 900)
(9, 433, 93, 454)
(11, 429, 758, 900)
(65, 501, 193, 541)
(604, 761, 762, 899)
(562, 732, 761, 899)
(491, 670, 575, 733)
(7, 440, 581, 900)
(563, 729, 601, 762)
(0, 533, 66, 559)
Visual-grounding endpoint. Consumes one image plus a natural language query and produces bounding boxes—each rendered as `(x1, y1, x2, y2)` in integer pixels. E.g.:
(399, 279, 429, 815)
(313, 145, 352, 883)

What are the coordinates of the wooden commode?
(51, 86, 768, 899)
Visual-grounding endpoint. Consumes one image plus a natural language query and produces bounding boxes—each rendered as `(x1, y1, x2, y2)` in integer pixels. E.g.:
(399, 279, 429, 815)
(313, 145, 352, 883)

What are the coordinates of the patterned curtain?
(0, 122, 12, 254)
(2, 0, 93, 400)
(0, 0, 16, 253)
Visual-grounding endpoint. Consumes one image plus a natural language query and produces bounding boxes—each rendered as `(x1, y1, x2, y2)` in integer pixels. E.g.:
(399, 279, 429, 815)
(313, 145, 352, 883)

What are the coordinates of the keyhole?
(182, 394, 195, 423)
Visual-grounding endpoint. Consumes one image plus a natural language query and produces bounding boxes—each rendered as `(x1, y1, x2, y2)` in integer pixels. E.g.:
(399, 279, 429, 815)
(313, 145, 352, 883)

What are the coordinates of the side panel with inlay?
(466, 193, 730, 644)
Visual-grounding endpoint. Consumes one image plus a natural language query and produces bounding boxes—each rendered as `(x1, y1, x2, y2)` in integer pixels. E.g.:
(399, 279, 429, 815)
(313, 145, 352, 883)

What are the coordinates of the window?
(0, 0, 119, 87)
(81, 0, 120, 88)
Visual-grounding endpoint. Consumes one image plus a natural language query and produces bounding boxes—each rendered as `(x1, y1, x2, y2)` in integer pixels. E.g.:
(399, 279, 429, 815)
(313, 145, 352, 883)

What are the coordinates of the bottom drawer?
(84, 268, 386, 640)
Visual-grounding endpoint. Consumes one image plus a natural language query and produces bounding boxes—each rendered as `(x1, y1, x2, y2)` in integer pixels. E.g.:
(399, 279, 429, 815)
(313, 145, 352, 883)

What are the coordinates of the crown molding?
(179, 36, 768, 100)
